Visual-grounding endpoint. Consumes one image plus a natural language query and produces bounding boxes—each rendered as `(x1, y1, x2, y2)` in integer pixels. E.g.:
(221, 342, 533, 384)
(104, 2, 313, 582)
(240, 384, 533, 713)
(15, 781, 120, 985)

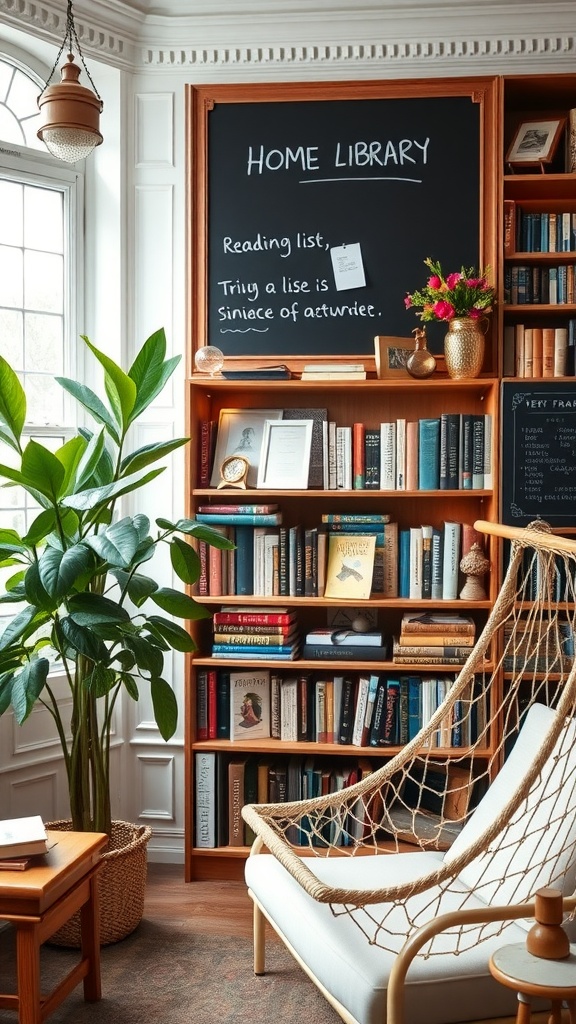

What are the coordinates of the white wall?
(0, 0, 575, 861)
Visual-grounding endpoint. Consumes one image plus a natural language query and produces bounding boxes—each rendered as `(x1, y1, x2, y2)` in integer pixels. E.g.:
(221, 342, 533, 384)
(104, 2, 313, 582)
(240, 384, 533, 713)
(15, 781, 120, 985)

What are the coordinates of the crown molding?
(0, 0, 575, 75)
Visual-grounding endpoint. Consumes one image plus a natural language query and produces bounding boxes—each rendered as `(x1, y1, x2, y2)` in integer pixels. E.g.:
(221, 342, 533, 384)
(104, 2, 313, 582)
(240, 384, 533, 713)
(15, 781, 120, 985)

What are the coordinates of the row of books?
(196, 513, 484, 602)
(503, 322, 576, 378)
(197, 407, 492, 493)
(196, 664, 483, 749)
(502, 619, 574, 673)
(504, 264, 576, 306)
(507, 206, 576, 255)
(345, 414, 492, 492)
(194, 750, 380, 849)
(518, 547, 576, 603)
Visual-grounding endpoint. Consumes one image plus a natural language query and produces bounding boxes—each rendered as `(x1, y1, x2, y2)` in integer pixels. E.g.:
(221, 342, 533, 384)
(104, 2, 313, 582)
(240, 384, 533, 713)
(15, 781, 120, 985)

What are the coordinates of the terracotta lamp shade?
(37, 54, 103, 162)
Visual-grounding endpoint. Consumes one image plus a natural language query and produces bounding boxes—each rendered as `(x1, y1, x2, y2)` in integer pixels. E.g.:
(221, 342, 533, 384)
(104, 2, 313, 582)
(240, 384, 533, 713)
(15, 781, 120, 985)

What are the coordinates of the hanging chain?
(42, 0, 102, 100)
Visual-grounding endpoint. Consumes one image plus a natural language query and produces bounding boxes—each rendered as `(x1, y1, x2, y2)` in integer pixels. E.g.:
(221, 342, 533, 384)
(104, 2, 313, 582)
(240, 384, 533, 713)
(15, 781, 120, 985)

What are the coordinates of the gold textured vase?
(443, 317, 486, 379)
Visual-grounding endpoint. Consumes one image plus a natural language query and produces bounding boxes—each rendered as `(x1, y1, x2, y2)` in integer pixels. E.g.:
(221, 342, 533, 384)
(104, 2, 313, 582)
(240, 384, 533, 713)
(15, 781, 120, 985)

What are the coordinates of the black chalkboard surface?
(501, 381, 576, 527)
(189, 80, 496, 359)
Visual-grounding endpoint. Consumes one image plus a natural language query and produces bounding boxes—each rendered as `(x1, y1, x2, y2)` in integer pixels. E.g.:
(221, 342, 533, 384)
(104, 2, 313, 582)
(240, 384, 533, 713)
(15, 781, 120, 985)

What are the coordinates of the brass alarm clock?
(217, 454, 250, 489)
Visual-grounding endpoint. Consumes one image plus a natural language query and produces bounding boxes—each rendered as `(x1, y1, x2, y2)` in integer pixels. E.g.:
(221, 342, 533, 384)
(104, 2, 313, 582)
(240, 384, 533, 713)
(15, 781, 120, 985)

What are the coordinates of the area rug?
(0, 917, 341, 1024)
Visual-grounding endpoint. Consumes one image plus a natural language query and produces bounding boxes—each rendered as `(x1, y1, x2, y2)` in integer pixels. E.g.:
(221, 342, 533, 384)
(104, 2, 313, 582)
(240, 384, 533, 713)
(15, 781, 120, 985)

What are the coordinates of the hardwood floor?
(145, 862, 256, 938)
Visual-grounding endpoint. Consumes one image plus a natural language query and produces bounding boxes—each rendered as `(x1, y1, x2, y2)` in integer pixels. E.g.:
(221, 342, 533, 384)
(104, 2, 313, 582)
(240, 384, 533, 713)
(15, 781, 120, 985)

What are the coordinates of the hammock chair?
(242, 520, 576, 1024)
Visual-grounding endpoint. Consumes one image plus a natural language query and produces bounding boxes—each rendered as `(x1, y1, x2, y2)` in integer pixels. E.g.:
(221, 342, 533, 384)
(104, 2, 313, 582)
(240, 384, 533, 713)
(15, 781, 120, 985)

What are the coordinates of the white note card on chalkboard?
(331, 243, 366, 291)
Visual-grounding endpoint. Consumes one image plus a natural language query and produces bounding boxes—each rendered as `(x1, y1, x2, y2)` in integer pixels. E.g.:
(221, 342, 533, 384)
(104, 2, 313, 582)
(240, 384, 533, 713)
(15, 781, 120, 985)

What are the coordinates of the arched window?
(0, 54, 44, 151)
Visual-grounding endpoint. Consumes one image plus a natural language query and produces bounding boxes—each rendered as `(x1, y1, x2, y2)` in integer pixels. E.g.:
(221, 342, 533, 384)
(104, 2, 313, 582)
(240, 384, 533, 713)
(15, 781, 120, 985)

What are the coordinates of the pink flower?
(468, 307, 482, 319)
(466, 277, 482, 288)
(427, 274, 442, 290)
(404, 294, 413, 309)
(446, 272, 462, 289)
(433, 299, 455, 320)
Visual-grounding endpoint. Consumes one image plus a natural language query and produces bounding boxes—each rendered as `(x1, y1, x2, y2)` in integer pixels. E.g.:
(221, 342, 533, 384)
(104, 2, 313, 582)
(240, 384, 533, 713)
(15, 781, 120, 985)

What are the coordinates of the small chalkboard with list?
(501, 381, 576, 527)
(186, 79, 497, 360)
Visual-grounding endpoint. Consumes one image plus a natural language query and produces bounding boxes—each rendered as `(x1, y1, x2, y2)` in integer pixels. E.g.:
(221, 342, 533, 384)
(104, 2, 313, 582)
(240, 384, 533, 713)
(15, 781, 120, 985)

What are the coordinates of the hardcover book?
(283, 407, 327, 488)
(229, 669, 271, 740)
(401, 613, 475, 635)
(194, 752, 216, 848)
(228, 758, 248, 846)
(324, 533, 376, 600)
(418, 418, 440, 490)
(0, 816, 48, 859)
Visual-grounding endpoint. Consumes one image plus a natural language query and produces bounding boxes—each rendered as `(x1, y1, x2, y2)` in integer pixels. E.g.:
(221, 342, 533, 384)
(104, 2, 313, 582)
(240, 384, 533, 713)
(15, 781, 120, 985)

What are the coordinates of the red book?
(352, 422, 365, 489)
(198, 420, 216, 487)
(197, 541, 208, 597)
(208, 544, 222, 597)
(213, 610, 295, 626)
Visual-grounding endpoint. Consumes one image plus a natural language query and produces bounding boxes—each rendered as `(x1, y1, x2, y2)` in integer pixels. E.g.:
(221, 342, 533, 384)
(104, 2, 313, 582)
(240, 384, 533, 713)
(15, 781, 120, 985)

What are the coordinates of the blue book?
(211, 643, 296, 655)
(213, 650, 298, 660)
(408, 676, 422, 741)
(234, 525, 254, 596)
(418, 418, 440, 490)
(399, 529, 410, 598)
(196, 513, 281, 525)
(216, 670, 230, 739)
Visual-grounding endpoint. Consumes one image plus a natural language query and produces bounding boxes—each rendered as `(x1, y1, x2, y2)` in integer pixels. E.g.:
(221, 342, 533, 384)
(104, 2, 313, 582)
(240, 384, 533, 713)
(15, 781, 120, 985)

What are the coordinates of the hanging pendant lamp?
(37, 0, 103, 162)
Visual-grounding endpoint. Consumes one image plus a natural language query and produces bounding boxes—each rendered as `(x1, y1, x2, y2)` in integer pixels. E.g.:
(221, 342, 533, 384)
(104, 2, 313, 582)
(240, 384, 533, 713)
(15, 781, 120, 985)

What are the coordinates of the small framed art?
(374, 335, 416, 379)
(506, 118, 565, 169)
(257, 419, 313, 489)
(209, 408, 283, 488)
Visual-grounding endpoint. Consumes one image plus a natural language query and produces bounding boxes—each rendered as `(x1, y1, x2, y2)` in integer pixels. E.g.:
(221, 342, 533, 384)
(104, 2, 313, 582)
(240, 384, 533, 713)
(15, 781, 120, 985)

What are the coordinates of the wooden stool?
(489, 942, 576, 1024)
(0, 829, 107, 1024)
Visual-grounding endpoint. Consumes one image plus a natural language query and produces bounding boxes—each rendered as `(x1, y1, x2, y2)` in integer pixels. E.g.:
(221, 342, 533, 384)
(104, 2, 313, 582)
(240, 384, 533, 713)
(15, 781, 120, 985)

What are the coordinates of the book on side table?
(0, 814, 49, 867)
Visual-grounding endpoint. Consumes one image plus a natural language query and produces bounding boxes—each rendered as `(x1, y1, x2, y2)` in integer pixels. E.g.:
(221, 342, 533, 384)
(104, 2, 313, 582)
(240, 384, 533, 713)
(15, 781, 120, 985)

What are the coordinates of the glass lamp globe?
(194, 346, 224, 375)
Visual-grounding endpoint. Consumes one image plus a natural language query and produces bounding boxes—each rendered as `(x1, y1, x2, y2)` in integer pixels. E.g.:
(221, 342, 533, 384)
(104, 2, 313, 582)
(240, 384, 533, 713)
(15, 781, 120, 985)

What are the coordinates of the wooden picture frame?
(374, 335, 416, 378)
(209, 408, 283, 489)
(506, 118, 565, 168)
(257, 419, 313, 490)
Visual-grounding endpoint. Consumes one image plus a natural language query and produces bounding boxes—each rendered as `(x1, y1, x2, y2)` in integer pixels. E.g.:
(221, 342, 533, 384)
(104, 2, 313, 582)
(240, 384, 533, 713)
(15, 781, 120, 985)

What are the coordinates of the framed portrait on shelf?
(209, 408, 283, 488)
(374, 335, 416, 379)
(257, 419, 313, 489)
(506, 118, 565, 168)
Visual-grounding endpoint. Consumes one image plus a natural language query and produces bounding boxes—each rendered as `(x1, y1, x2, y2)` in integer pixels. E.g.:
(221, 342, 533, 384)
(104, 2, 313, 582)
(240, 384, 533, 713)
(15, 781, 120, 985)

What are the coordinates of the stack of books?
(211, 605, 301, 661)
(302, 626, 389, 662)
(300, 362, 366, 380)
(0, 815, 49, 870)
(392, 613, 476, 666)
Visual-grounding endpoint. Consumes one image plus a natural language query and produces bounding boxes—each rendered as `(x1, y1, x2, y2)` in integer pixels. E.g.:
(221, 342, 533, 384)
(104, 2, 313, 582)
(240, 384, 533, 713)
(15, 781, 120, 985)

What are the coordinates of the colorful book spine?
(213, 610, 295, 625)
(195, 513, 282, 525)
(418, 418, 440, 489)
(195, 751, 216, 848)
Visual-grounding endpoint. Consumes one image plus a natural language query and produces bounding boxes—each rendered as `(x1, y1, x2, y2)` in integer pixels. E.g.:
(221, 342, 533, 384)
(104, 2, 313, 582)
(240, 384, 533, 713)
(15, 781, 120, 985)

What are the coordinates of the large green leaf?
(127, 328, 181, 421)
(23, 509, 57, 546)
(150, 676, 178, 740)
(120, 437, 188, 476)
(68, 592, 130, 626)
(109, 569, 158, 607)
(150, 587, 211, 619)
(0, 672, 15, 715)
(157, 516, 236, 549)
(0, 462, 52, 508)
(0, 582, 26, 603)
(85, 663, 118, 697)
(0, 605, 41, 652)
(132, 514, 150, 542)
(120, 671, 139, 700)
(73, 428, 106, 492)
(82, 337, 137, 432)
(0, 355, 26, 451)
(146, 615, 196, 652)
(38, 543, 92, 600)
(56, 379, 121, 445)
(24, 562, 57, 612)
(170, 536, 201, 585)
(9, 659, 50, 724)
(78, 428, 116, 485)
(55, 436, 87, 496)
(60, 617, 108, 662)
(85, 518, 140, 567)
(124, 634, 164, 676)
(61, 467, 164, 512)
(21, 440, 65, 502)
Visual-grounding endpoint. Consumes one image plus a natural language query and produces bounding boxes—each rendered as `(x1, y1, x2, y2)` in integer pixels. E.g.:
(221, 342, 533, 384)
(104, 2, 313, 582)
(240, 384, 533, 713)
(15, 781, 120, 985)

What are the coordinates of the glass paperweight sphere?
(194, 346, 224, 375)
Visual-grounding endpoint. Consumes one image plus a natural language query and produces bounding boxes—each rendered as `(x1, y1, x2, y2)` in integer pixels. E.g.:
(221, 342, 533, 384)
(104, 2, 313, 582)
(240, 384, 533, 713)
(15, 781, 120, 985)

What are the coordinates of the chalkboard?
(188, 80, 497, 359)
(501, 381, 576, 527)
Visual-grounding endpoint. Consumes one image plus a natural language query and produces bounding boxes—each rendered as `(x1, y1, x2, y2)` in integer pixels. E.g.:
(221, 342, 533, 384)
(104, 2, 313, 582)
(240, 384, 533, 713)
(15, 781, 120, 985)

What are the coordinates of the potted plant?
(0, 328, 231, 941)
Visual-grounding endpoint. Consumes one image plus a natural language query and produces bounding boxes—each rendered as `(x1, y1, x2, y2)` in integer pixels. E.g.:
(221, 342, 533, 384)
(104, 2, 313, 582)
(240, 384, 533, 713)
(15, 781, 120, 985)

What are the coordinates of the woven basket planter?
(47, 819, 152, 947)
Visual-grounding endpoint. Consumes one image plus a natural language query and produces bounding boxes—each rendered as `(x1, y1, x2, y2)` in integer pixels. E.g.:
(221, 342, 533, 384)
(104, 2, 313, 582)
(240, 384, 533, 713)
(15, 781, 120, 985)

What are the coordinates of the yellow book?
(324, 534, 376, 601)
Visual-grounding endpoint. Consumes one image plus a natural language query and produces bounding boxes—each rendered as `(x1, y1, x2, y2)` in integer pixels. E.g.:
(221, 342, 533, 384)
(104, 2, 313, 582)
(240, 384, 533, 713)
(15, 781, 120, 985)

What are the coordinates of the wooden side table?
(0, 829, 107, 1024)
(489, 942, 576, 1024)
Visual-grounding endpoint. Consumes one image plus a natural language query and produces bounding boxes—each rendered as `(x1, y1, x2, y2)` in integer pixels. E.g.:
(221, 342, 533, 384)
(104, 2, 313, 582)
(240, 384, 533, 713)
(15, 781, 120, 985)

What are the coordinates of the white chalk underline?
(299, 176, 423, 184)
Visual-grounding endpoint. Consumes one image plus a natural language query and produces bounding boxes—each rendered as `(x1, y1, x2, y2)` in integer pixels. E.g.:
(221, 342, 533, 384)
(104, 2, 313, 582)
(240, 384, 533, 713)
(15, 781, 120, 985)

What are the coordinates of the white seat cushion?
(246, 851, 527, 1024)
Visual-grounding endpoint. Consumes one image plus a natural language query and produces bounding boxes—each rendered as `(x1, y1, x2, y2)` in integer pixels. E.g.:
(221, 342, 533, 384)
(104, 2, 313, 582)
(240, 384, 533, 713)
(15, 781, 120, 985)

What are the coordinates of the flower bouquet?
(405, 257, 495, 322)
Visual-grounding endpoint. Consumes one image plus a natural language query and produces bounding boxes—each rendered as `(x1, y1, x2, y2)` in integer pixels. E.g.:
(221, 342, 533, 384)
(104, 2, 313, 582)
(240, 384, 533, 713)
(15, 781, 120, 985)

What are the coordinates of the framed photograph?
(506, 118, 565, 168)
(210, 408, 283, 488)
(374, 335, 416, 379)
(257, 419, 313, 489)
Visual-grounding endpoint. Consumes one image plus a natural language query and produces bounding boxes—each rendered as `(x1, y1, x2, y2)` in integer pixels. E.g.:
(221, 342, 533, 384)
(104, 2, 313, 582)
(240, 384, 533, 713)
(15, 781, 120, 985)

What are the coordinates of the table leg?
(517, 991, 532, 1024)
(566, 998, 576, 1024)
(15, 921, 41, 1024)
(549, 1001, 563, 1024)
(79, 871, 101, 1001)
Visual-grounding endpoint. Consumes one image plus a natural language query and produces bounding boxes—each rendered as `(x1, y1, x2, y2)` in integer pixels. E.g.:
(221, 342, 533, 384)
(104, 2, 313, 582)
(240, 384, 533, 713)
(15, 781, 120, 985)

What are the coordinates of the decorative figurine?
(194, 345, 224, 376)
(459, 542, 490, 600)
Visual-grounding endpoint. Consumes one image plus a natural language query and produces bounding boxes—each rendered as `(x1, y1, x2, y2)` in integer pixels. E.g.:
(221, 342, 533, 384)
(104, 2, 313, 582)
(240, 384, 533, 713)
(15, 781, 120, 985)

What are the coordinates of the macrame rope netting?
(242, 522, 576, 953)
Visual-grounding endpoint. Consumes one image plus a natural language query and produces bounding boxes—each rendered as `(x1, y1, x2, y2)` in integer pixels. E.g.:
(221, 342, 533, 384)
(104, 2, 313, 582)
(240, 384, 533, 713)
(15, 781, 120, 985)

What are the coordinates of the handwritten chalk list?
(502, 382, 576, 527)
(191, 85, 483, 356)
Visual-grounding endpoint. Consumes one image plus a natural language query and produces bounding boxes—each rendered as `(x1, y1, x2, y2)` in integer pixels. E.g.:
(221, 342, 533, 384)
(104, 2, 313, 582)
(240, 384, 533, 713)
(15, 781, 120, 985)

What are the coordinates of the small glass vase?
(444, 317, 487, 379)
(406, 326, 436, 379)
